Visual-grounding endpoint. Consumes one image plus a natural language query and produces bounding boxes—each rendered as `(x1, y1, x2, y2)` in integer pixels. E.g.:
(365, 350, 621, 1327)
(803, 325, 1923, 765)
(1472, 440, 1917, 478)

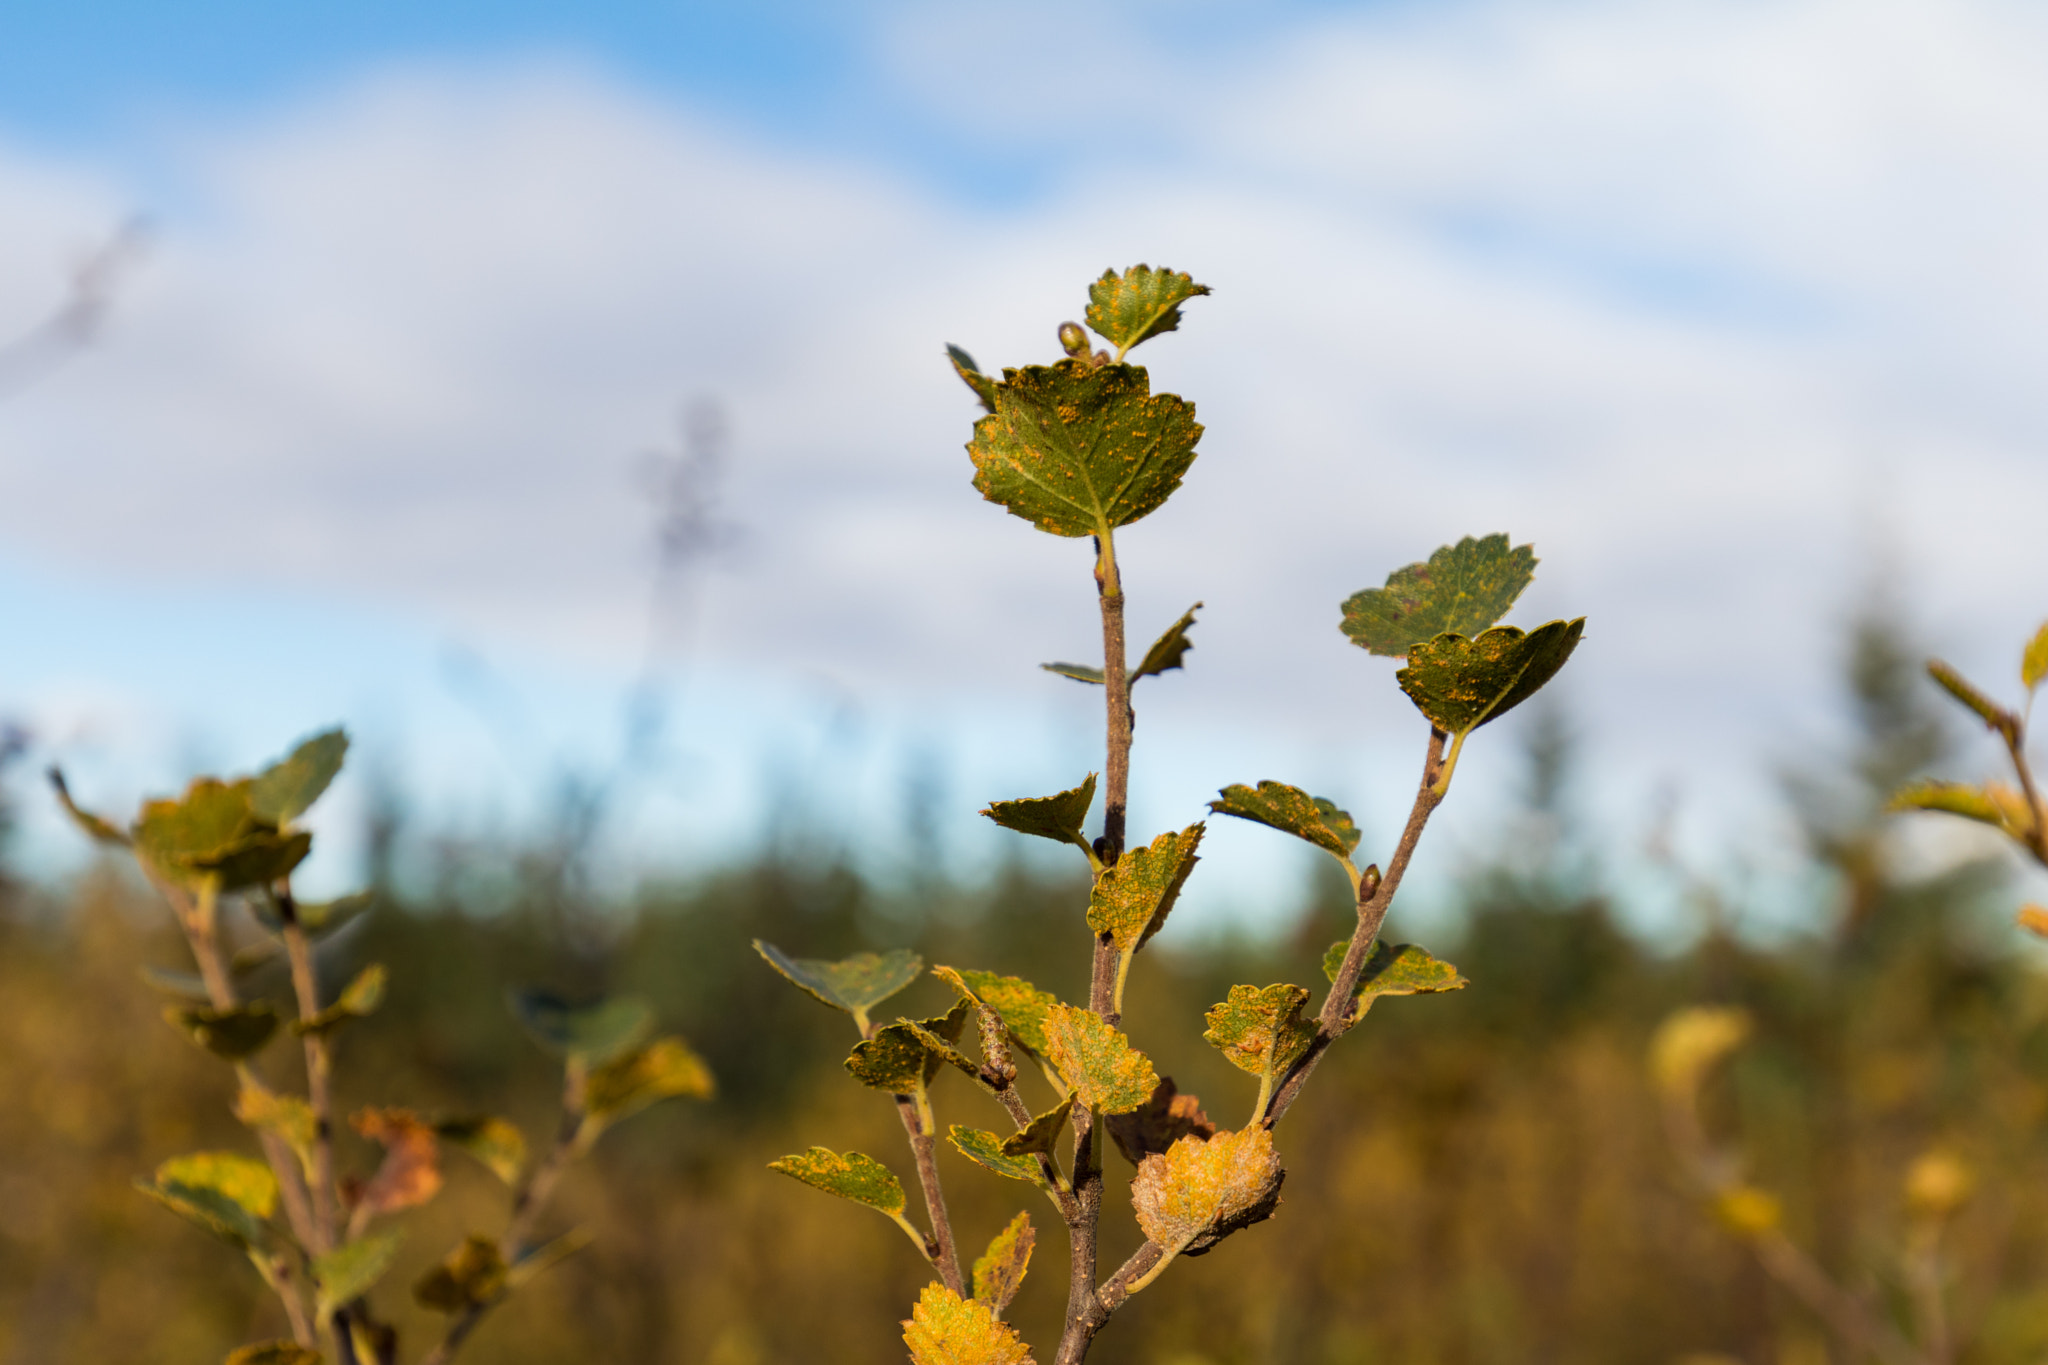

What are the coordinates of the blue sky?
(5, 0, 2047, 931)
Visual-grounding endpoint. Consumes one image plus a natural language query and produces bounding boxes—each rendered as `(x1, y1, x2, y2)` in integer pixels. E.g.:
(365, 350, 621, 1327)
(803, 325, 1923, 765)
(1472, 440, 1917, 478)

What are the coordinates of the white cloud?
(3, 4, 2047, 913)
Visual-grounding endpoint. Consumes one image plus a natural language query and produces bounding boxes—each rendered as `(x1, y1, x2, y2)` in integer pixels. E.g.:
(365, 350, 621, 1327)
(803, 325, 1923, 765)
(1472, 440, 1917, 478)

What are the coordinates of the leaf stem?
(895, 1090, 966, 1295)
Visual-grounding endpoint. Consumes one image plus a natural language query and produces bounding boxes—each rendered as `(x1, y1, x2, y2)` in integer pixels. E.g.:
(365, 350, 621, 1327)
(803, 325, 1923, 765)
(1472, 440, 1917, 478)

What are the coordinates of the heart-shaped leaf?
(1084, 264, 1212, 356)
(847, 999, 973, 1094)
(248, 729, 349, 826)
(1088, 824, 1204, 956)
(1042, 1004, 1158, 1114)
(1000, 1093, 1076, 1158)
(1397, 619, 1584, 736)
(753, 941, 923, 1028)
(966, 360, 1200, 539)
(155, 1151, 279, 1220)
(584, 1036, 714, 1134)
(1130, 1126, 1283, 1254)
(1341, 535, 1537, 657)
(952, 971, 1062, 1059)
(507, 990, 653, 1064)
(980, 776, 1097, 859)
(947, 1127, 1048, 1188)
(1203, 984, 1315, 1080)
(1322, 939, 1467, 1015)
(1208, 782, 1360, 863)
(769, 1146, 906, 1216)
(902, 1281, 1037, 1365)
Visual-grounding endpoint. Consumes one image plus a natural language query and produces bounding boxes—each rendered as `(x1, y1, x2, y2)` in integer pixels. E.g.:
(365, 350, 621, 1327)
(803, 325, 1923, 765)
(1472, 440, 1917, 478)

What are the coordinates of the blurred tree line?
(5, 605, 2048, 1365)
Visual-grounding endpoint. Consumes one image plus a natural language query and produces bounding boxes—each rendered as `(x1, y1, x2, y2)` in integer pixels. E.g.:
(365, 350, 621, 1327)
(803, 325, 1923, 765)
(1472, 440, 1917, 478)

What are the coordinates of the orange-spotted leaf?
(902, 1281, 1037, 1365)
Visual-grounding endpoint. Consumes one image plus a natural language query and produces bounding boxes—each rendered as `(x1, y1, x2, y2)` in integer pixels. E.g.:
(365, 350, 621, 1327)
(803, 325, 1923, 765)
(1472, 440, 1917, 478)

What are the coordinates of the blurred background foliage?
(6, 607, 2048, 1365)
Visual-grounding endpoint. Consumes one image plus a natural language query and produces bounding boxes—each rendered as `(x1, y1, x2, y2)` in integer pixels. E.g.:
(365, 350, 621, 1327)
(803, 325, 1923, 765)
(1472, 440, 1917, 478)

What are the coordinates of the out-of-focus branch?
(0, 219, 149, 396)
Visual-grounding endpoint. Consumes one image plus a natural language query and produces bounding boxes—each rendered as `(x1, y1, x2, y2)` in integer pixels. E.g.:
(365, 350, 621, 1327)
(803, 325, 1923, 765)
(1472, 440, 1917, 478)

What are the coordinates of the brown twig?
(896, 1093, 966, 1295)
(420, 1075, 587, 1365)
(1052, 532, 1136, 1365)
(1264, 728, 1448, 1128)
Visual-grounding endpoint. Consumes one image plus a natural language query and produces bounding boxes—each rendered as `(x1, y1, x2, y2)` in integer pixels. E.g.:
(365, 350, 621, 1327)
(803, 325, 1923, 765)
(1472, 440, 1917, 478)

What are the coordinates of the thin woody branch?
(1264, 728, 1447, 1129)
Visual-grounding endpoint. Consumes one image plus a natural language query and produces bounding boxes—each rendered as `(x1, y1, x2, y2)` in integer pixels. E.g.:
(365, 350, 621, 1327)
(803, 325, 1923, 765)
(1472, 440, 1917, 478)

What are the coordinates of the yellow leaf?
(1904, 1150, 1974, 1217)
(901, 1282, 1036, 1365)
(1129, 1126, 1282, 1253)
(1649, 1007, 1749, 1097)
(1714, 1185, 1781, 1238)
(1041, 1004, 1158, 1114)
(970, 1211, 1034, 1314)
(2020, 904, 2048, 939)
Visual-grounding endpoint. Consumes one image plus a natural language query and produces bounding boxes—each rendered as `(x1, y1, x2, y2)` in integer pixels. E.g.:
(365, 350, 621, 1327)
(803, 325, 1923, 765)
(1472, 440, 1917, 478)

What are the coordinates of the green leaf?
(413, 1234, 507, 1313)
(1208, 782, 1361, 863)
(314, 1230, 404, 1314)
(1929, 661, 2017, 739)
(134, 777, 311, 890)
(1341, 535, 1538, 658)
(248, 728, 349, 826)
(48, 770, 129, 846)
(966, 360, 1201, 538)
(583, 1035, 715, 1133)
(1042, 1003, 1158, 1113)
(1087, 823, 1204, 955)
(971, 1211, 1035, 1314)
(980, 775, 1097, 858)
(1202, 984, 1315, 1079)
(293, 963, 387, 1036)
(2026, 623, 2048, 692)
(947, 344, 998, 413)
(166, 1002, 280, 1061)
(1084, 264, 1212, 355)
(1042, 603, 1202, 686)
(1397, 619, 1584, 735)
(947, 1127, 1049, 1188)
(1323, 939, 1468, 1015)
(507, 990, 653, 1064)
(1889, 780, 2004, 825)
(433, 1116, 528, 1185)
(903, 1281, 1037, 1365)
(156, 1151, 279, 1219)
(769, 1146, 906, 1216)
(225, 1341, 324, 1365)
(136, 1177, 267, 1247)
(847, 999, 973, 1093)
(752, 941, 923, 1026)
(236, 1087, 318, 1160)
(1000, 1093, 1075, 1158)
(953, 971, 1062, 1058)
